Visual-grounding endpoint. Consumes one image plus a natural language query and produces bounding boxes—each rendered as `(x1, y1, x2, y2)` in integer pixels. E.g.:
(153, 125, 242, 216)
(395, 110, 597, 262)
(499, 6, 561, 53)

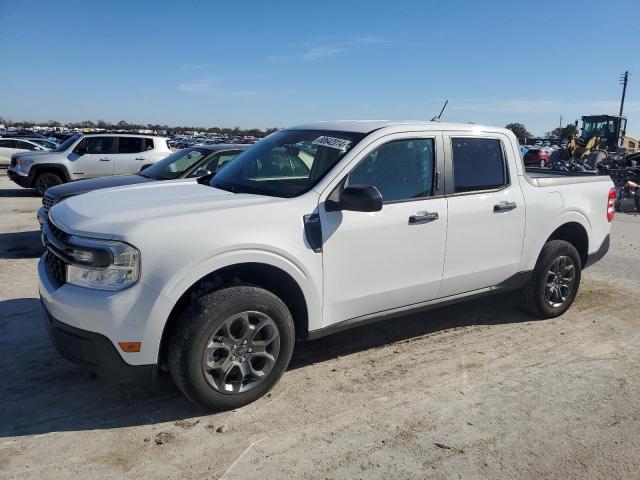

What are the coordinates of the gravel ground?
(1, 172, 639, 480)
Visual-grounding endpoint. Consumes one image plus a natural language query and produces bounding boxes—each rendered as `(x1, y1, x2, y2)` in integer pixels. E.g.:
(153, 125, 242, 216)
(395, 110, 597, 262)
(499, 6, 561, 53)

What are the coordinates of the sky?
(1, 0, 639, 137)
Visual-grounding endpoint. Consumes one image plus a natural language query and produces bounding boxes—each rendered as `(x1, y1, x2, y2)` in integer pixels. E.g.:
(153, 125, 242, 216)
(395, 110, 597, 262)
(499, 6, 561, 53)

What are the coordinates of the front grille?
(45, 219, 70, 285)
(10, 157, 17, 168)
(46, 251, 67, 285)
(43, 193, 55, 213)
(47, 219, 70, 242)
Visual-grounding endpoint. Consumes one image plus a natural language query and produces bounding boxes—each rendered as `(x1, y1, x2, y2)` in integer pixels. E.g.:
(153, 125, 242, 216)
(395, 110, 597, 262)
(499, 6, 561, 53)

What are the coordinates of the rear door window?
(117, 137, 144, 154)
(144, 138, 154, 151)
(451, 138, 507, 193)
(0, 140, 15, 148)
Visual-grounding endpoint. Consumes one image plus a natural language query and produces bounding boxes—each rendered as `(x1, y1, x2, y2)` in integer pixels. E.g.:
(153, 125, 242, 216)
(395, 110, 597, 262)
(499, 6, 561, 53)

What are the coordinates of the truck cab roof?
(289, 120, 506, 134)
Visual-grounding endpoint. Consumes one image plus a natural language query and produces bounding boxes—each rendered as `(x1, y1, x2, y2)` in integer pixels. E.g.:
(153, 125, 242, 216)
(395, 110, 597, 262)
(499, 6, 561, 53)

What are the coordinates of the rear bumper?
(42, 301, 158, 384)
(584, 234, 610, 269)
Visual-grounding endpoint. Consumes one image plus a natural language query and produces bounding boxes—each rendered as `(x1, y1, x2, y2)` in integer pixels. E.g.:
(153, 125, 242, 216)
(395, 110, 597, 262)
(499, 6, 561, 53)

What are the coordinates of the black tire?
(168, 286, 295, 410)
(522, 240, 582, 319)
(34, 172, 63, 196)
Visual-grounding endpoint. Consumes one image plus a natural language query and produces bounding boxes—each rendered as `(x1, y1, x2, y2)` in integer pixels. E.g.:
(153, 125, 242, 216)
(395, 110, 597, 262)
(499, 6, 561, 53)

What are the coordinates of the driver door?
(319, 133, 448, 326)
(70, 137, 115, 179)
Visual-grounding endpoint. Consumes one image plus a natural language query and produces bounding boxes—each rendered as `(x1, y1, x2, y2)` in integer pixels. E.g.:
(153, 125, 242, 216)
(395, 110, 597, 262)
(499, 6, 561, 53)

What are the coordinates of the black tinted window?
(0, 140, 14, 148)
(347, 138, 434, 203)
(117, 137, 143, 154)
(451, 138, 506, 193)
(77, 137, 114, 154)
(144, 138, 154, 151)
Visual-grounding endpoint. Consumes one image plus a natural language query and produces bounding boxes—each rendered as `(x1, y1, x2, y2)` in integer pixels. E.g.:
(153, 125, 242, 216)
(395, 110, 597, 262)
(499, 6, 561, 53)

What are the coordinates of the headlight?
(64, 236, 140, 291)
(17, 158, 33, 171)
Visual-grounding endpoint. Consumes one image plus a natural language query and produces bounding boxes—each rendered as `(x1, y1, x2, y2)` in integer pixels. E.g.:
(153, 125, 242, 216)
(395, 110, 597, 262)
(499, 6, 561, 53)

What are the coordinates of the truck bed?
(524, 168, 609, 187)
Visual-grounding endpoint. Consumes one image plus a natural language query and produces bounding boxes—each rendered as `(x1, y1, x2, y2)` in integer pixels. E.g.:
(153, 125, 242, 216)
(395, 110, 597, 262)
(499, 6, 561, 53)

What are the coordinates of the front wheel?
(522, 240, 582, 318)
(34, 172, 63, 196)
(169, 286, 295, 410)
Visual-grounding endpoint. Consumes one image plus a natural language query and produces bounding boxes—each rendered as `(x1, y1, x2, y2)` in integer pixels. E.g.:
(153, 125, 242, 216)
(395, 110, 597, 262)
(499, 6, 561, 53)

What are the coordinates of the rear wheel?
(522, 240, 582, 318)
(169, 286, 295, 410)
(34, 172, 63, 196)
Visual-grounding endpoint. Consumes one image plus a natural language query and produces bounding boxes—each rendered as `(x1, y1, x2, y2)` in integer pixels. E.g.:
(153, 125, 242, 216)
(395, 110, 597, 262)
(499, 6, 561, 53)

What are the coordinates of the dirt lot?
(1, 172, 639, 480)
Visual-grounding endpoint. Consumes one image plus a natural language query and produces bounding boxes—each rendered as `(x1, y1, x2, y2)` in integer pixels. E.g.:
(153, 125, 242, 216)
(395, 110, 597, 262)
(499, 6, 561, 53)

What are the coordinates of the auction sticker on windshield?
(312, 136, 352, 150)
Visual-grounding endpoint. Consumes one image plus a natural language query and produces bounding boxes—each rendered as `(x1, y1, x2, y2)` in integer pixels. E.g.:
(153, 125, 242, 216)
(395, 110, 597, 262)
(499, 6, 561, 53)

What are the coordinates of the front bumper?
(8, 167, 32, 188)
(42, 301, 157, 383)
(38, 254, 174, 371)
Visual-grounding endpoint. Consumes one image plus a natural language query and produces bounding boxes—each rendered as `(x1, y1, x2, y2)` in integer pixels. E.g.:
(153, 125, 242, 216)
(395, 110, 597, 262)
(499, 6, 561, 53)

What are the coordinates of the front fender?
(151, 247, 322, 331)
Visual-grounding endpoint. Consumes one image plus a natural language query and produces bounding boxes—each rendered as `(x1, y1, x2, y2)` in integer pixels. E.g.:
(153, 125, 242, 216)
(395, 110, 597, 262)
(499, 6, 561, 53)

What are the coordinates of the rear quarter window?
(144, 138, 154, 151)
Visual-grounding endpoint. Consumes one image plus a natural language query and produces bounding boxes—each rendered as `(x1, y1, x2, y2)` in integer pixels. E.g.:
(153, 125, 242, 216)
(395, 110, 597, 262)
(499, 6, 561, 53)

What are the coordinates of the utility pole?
(619, 71, 629, 117)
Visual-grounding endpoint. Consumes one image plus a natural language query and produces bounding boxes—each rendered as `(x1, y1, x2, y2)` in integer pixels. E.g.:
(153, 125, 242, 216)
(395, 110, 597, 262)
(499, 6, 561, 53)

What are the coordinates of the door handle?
(99, 158, 111, 162)
(135, 157, 145, 161)
(493, 201, 517, 213)
(409, 211, 439, 224)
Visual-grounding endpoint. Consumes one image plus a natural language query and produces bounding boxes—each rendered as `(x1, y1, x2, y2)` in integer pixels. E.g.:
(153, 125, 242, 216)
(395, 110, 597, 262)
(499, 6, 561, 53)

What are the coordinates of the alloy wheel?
(544, 255, 576, 308)
(201, 311, 280, 394)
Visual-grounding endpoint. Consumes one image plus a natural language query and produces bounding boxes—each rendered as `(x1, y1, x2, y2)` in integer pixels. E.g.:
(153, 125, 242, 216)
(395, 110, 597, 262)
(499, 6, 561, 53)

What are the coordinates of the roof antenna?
(431, 100, 448, 122)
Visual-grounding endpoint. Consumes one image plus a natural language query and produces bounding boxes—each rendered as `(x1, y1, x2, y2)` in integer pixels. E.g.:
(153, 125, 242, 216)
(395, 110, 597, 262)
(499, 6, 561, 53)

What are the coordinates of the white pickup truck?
(39, 121, 615, 410)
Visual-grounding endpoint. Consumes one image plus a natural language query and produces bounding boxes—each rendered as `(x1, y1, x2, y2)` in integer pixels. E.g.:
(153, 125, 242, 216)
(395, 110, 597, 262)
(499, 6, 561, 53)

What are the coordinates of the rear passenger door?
(439, 135, 525, 297)
(113, 137, 146, 174)
(70, 136, 115, 178)
(0, 139, 20, 164)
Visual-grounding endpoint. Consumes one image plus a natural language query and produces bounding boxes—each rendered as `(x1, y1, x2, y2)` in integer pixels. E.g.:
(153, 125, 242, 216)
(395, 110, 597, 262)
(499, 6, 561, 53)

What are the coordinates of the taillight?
(607, 187, 616, 222)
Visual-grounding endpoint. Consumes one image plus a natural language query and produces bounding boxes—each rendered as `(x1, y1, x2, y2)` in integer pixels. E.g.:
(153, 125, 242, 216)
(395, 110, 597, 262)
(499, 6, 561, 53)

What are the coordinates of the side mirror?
(194, 168, 212, 177)
(75, 146, 87, 156)
(327, 184, 382, 212)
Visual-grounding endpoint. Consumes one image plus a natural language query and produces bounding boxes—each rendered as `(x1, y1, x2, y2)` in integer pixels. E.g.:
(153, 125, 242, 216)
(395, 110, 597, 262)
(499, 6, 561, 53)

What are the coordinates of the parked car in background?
(1, 130, 46, 139)
(27, 138, 59, 150)
(0, 138, 52, 166)
(36, 144, 250, 224)
(8, 133, 172, 195)
(39, 121, 614, 410)
(523, 147, 551, 167)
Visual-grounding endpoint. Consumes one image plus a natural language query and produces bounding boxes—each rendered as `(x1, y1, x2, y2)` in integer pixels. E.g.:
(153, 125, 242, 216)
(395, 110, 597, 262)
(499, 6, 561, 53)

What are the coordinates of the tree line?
(505, 122, 578, 142)
(0, 117, 279, 137)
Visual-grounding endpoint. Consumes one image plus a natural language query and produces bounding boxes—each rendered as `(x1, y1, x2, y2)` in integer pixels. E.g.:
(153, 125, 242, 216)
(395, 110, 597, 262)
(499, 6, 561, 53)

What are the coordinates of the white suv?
(8, 133, 171, 195)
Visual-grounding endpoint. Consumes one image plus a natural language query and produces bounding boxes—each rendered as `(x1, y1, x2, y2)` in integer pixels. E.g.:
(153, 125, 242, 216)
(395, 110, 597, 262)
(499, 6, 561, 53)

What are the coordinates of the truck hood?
(49, 180, 281, 238)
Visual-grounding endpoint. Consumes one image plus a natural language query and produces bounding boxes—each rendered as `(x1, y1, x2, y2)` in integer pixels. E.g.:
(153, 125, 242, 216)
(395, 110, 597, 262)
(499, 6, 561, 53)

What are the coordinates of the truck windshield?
(209, 129, 366, 197)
